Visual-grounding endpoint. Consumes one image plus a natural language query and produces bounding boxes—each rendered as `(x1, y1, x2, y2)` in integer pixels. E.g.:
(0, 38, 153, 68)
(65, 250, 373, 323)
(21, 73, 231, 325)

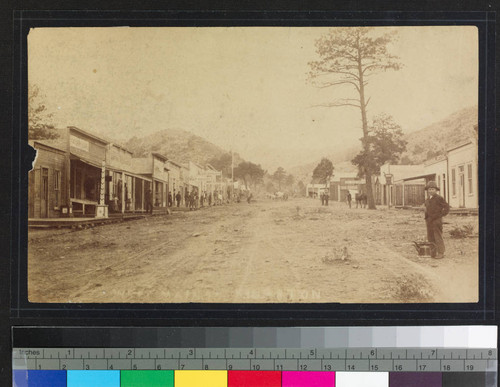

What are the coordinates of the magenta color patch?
(282, 371, 335, 387)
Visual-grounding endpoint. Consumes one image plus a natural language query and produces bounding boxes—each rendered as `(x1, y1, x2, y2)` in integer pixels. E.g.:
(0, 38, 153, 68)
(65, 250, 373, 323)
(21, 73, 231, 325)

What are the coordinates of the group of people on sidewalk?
(144, 188, 231, 213)
(319, 190, 330, 206)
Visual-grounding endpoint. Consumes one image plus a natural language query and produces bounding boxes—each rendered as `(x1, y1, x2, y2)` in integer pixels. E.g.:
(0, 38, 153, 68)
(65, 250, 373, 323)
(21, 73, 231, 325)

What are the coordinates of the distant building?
(105, 142, 138, 214)
(331, 173, 366, 202)
(306, 183, 326, 198)
(378, 125, 478, 209)
(188, 161, 205, 191)
(133, 153, 169, 208)
(205, 164, 222, 194)
(166, 159, 184, 204)
(378, 164, 426, 207)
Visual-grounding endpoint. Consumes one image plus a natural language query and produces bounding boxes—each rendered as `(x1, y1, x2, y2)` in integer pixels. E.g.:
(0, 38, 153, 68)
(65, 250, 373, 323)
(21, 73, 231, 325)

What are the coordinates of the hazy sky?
(28, 26, 478, 171)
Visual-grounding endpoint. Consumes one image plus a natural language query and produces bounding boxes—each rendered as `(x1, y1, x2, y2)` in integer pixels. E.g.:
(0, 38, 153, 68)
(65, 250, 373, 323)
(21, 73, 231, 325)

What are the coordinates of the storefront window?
(451, 168, 456, 196)
(467, 163, 473, 194)
(54, 170, 61, 206)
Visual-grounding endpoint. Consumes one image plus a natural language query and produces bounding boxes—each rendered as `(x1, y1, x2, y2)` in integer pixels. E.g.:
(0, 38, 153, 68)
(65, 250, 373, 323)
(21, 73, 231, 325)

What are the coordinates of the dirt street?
(28, 198, 478, 303)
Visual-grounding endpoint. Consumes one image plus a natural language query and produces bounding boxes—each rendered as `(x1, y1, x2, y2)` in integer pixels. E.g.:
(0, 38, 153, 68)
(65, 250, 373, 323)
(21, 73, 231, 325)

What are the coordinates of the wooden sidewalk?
(28, 208, 170, 229)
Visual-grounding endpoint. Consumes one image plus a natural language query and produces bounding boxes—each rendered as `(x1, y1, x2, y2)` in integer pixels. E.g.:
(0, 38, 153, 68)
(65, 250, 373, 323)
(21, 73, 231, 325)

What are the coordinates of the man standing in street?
(424, 181, 450, 259)
(176, 190, 182, 207)
(346, 191, 352, 209)
(145, 189, 153, 215)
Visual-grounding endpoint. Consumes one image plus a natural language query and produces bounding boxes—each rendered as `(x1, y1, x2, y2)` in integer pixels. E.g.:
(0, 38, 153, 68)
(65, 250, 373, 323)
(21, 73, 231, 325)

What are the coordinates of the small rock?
(192, 233, 201, 237)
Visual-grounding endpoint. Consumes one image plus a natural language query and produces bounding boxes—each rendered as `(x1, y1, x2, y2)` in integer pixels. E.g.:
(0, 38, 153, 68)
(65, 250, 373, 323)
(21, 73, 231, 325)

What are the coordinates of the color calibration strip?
(11, 326, 497, 349)
(11, 370, 498, 387)
(12, 327, 497, 387)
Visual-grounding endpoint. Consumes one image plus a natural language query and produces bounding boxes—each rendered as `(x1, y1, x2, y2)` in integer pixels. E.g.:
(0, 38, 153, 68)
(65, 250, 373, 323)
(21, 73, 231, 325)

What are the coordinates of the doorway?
(40, 168, 49, 218)
(458, 165, 465, 208)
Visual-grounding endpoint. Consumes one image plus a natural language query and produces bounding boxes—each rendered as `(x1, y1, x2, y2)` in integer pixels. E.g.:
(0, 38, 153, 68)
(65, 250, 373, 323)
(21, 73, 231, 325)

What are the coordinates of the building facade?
(377, 129, 478, 209)
(28, 141, 67, 218)
(29, 126, 111, 218)
(447, 140, 478, 209)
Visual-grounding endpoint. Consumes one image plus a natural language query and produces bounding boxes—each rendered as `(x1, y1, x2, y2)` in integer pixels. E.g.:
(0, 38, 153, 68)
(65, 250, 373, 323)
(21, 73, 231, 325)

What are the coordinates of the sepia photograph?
(27, 26, 479, 304)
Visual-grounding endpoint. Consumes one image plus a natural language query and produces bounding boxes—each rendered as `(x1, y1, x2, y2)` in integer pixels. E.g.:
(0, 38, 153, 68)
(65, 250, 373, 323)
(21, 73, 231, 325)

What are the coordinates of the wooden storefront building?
(166, 159, 183, 206)
(28, 141, 67, 219)
(29, 126, 110, 218)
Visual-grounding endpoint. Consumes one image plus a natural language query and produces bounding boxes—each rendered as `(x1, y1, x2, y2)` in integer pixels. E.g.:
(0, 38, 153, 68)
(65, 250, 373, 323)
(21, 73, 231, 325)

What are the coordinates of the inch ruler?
(13, 347, 497, 373)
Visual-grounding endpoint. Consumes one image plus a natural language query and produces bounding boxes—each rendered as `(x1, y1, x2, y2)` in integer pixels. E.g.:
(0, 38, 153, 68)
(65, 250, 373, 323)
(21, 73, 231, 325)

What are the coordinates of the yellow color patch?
(174, 370, 227, 387)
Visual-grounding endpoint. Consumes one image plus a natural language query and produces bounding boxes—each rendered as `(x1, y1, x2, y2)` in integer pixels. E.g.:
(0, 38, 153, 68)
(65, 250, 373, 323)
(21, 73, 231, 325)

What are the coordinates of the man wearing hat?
(424, 181, 450, 259)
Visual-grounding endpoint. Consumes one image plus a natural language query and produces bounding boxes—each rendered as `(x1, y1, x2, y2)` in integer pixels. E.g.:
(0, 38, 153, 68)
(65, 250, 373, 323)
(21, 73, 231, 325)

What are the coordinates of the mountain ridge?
(122, 105, 477, 184)
(288, 105, 478, 183)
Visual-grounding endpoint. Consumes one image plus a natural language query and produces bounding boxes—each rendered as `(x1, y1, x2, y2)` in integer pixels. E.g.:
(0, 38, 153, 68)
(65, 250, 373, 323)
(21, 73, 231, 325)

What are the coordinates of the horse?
(274, 191, 284, 200)
(355, 193, 367, 208)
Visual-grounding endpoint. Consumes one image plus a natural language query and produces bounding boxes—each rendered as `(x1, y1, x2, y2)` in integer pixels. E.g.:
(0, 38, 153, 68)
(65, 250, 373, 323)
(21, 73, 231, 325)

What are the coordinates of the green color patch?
(120, 370, 174, 387)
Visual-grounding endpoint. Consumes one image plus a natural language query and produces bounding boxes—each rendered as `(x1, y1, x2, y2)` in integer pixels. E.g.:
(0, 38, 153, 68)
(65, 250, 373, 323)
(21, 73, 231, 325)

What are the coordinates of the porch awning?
(69, 154, 103, 169)
(399, 173, 435, 182)
(123, 171, 153, 182)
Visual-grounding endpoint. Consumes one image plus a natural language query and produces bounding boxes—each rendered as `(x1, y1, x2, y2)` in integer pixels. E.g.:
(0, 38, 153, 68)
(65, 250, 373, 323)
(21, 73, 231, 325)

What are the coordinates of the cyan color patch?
(67, 370, 120, 387)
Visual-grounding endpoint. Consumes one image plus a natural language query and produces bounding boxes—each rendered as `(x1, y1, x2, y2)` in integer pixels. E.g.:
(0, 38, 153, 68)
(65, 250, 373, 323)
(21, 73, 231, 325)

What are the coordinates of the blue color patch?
(13, 370, 66, 387)
(67, 370, 120, 387)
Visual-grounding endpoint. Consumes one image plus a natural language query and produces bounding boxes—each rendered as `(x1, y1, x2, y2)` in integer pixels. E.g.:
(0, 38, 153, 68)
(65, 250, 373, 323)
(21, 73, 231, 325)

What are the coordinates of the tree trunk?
(357, 38, 376, 209)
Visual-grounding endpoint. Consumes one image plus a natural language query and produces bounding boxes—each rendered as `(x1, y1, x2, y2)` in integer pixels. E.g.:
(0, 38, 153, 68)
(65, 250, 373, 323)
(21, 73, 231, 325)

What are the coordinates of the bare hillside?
(124, 128, 233, 165)
(401, 106, 478, 164)
(290, 105, 478, 182)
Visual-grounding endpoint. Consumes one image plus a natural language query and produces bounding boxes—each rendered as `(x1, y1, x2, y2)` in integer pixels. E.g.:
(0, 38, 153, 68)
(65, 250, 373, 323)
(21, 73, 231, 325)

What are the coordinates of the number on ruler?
(252, 364, 260, 370)
(419, 364, 426, 371)
(466, 364, 474, 371)
(443, 365, 451, 371)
